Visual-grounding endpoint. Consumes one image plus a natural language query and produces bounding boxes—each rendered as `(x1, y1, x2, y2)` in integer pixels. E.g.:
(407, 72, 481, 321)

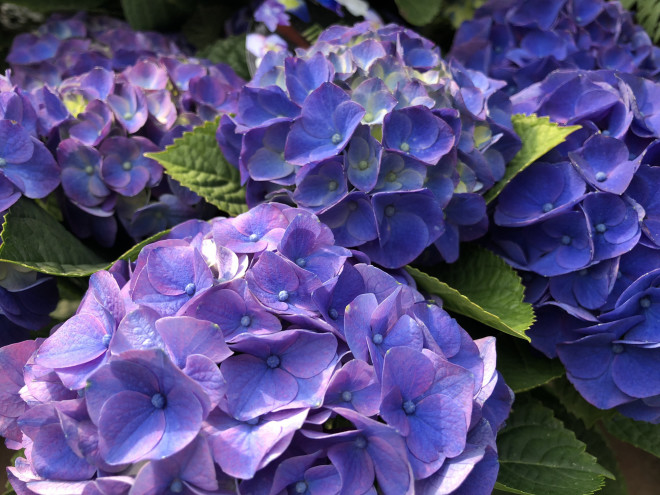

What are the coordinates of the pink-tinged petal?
(183, 355, 226, 409)
(280, 331, 337, 378)
(35, 313, 108, 369)
(345, 293, 379, 362)
(111, 307, 164, 354)
(149, 385, 204, 460)
(382, 346, 434, 400)
(407, 394, 467, 462)
(328, 441, 375, 495)
(99, 390, 165, 465)
(223, 354, 298, 420)
(157, 316, 232, 367)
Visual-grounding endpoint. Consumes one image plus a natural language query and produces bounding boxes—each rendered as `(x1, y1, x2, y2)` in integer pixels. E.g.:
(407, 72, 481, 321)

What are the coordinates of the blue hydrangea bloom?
(0, 206, 512, 493)
(218, 23, 521, 268)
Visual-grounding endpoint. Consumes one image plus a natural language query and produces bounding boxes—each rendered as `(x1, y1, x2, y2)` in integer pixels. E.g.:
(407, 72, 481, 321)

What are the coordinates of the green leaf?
(485, 114, 580, 204)
(496, 336, 564, 393)
(197, 34, 250, 81)
(602, 413, 660, 459)
(406, 246, 534, 340)
(624, 0, 660, 43)
(394, 0, 443, 25)
(120, 0, 194, 30)
(146, 119, 248, 216)
(117, 228, 171, 262)
(0, 198, 107, 277)
(545, 376, 616, 429)
(496, 396, 613, 495)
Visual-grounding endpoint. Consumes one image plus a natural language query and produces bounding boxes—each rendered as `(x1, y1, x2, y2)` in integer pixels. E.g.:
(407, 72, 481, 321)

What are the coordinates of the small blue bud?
(354, 436, 367, 448)
(246, 416, 260, 425)
(331, 133, 342, 144)
(329, 308, 339, 320)
(240, 315, 251, 327)
(151, 393, 166, 409)
(372, 333, 383, 344)
(595, 171, 607, 182)
(295, 481, 308, 494)
(267, 355, 281, 368)
(84, 165, 94, 175)
(384, 205, 396, 217)
(612, 344, 624, 354)
(640, 297, 651, 309)
(102, 334, 111, 348)
(328, 180, 338, 191)
(278, 290, 289, 301)
(185, 283, 196, 296)
(400, 142, 410, 152)
(249, 233, 259, 242)
(561, 235, 571, 245)
(542, 203, 553, 213)
(170, 479, 183, 493)
(296, 257, 307, 267)
(122, 161, 132, 171)
(402, 400, 416, 415)
(595, 223, 607, 233)
(341, 390, 353, 402)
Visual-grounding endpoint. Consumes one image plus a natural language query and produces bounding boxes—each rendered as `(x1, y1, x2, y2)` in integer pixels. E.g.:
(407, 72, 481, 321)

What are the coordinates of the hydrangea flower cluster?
(254, 0, 373, 33)
(5, 12, 245, 245)
(450, 0, 660, 93)
(217, 22, 521, 269)
(485, 67, 660, 422)
(0, 205, 511, 494)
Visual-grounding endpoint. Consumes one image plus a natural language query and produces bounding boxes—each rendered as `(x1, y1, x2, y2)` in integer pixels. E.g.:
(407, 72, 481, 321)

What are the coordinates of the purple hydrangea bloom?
(0, 206, 512, 493)
(218, 23, 521, 268)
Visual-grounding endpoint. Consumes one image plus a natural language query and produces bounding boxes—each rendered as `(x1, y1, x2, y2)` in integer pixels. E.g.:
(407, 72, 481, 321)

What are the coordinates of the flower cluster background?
(0, 0, 659, 494)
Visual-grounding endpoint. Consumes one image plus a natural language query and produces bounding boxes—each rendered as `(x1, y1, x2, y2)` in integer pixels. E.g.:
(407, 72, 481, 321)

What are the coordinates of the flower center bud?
(358, 160, 369, 170)
(560, 235, 571, 245)
(84, 165, 94, 175)
(601, 129, 609, 135)
(595, 223, 607, 233)
(364, 112, 374, 122)
(151, 393, 166, 409)
(386, 171, 397, 182)
(331, 133, 342, 144)
(595, 171, 607, 182)
(102, 334, 111, 348)
(267, 355, 280, 368)
(348, 201, 358, 211)
(0, 158, 6, 166)
(170, 479, 183, 493)
(542, 203, 553, 213)
(329, 308, 339, 320)
(612, 343, 624, 354)
(122, 161, 132, 171)
(384, 205, 396, 217)
(354, 436, 367, 449)
(249, 233, 259, 242)
(328, 180, 338, 191)
(400, 142, 410, 152)
(341, 390, 353, 402)
(278, 290, 289, 301)
(402, 400, 416, 415)
(579, 269, 588, 276)
(296, 257, 307, 267)
(295, 481, 308, 494)
(372, 333, 383, 344)
(185, 283, 196, 296)
(640, 297, 651, 309)
(240, 315, 251, 327)
(123, 112, 133, 120)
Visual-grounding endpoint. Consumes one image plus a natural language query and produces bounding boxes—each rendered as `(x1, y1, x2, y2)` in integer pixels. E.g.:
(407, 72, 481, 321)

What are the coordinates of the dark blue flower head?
(220, 23, 521, 268)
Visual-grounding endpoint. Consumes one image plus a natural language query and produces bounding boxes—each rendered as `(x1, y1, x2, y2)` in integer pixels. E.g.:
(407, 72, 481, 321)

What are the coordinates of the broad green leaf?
(146, 119, 248, 216)
(546, 376, 615, 429)
(485, 114, 580, 204)
(406, 246, 533, 340)
(603, 413, 660, 459)
(496, 336, 564, 393)
(0, 198, 107, 277)
(198, 34, 250, 81)
(394, 0, 443, 26)
(120, 0, 193, 30)
(496, 396, 613, 495)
